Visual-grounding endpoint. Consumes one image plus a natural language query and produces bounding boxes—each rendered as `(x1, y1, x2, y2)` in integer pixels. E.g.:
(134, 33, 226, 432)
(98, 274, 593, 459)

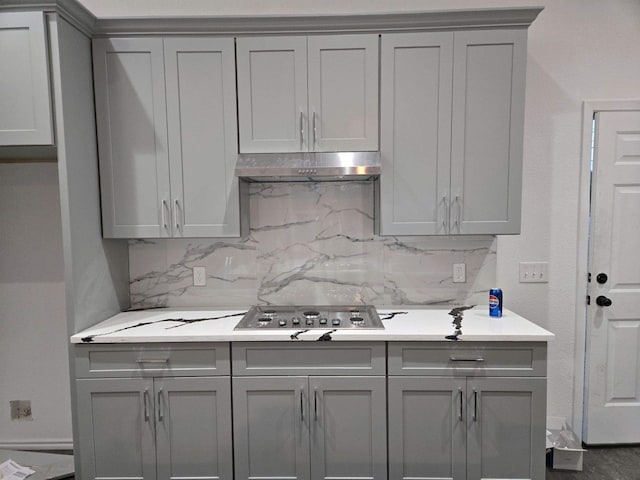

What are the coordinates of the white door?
(584, 110, 640, 444)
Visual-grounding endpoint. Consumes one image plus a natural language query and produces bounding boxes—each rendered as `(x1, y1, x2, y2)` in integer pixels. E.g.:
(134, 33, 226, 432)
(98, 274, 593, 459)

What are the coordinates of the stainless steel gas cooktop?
(234, 305, 384, 330)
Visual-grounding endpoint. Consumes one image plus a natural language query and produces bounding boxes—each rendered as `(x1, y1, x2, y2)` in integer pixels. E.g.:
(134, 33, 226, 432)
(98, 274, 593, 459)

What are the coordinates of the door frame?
(574, 99, 640, 438)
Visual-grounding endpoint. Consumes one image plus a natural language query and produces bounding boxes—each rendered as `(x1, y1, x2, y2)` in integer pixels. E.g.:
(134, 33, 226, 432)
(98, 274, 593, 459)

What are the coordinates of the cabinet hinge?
(588, 272, 591, 283)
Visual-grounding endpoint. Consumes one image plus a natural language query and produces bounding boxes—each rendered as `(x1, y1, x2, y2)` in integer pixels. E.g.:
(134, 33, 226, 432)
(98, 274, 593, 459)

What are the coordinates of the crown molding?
(0, 1, 542, 37)
(0, 0, 96, 35)
(91, 7, 543, 37)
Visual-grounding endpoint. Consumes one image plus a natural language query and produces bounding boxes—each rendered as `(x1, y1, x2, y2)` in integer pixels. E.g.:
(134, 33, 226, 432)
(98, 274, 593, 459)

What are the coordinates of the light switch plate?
(519, 262, 548, 283)
(453, 263, 466, 283)
(193, 266, 207, 286)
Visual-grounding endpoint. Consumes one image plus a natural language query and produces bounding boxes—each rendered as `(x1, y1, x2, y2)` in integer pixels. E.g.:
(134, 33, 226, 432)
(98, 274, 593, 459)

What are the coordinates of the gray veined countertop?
(70, 306, 554, 343)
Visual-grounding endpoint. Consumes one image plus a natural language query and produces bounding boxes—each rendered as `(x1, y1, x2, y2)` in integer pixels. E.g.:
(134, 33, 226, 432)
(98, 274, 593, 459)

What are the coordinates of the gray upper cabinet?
(94, 37, 240, 238)
(93, 38, 170, 238)
(237, 34, 379, 153)
(379, 32, 453, 235)
(379, 29, 527, 235)
(451, 30, 526, 235)
(236, 36, 308, 153)
(0, 12, 54, 146)
(164, 38, 240, 237)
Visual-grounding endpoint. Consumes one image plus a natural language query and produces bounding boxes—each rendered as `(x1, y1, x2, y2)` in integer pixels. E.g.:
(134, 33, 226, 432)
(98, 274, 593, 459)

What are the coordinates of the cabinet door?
(308, 35, 379, 152)
(379, 32, 454, 235)
(310, 376, 387, 480)
(93, 37, 170, 238)
(237, 36, 308, 153)
(466, 377, 546, 480)
(388, 377, 466, 480)
(0, 12, 53, 145)
(450, 30, 526, 234)
(164, 38, 240, 237)
(155, 377, 233, 480)
(76, 378, 156, 480)
(233, 377, 311, 480)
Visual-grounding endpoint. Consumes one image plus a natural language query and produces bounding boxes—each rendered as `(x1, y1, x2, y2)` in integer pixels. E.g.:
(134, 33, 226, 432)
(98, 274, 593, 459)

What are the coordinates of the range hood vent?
(235, 151, 381, 182)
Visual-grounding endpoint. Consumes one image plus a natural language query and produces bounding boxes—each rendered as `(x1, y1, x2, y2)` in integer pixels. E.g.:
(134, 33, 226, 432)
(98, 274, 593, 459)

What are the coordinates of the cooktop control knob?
(306, 318, 314, 326)
(319, 317, 328, 325)
(292, 317, 301, 325)
(331, 318, 341, 326)
(278, 319, 287, 327)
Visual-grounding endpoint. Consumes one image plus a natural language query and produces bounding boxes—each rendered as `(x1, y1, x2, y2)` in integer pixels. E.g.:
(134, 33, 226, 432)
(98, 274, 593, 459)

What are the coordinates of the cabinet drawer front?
(233, 342, 385, 376)
(388, 342, 546, 376)
(75, 343, 230, 378)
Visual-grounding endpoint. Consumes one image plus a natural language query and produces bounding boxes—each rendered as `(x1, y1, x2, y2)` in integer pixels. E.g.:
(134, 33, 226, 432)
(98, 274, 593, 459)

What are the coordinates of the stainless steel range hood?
(235, 151, 381, 182)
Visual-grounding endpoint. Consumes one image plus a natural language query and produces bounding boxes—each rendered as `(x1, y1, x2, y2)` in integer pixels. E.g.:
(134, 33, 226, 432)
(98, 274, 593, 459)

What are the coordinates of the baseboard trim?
(0, 439, 73, 451)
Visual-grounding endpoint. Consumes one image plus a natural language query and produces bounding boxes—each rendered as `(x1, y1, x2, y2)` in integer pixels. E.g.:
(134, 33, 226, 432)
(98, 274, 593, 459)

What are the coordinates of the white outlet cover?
(453, 263, 466, 283)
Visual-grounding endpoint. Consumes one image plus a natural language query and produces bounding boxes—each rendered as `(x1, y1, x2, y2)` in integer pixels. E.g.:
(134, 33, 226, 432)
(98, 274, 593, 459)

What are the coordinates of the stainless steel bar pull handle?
(300, 111, 304, 149)
(157, 389, 164, 422)
(442, 195, 448, 232)
(300, 387, 304, 421)
(174, 199, 180, 232)
(454, 195, 461, 231)
(449, 357, 485, 362)
(472, 389, 478, 422)
(314, 388, 318, 421)
(312, 111, 317, 148)
(458, 388, 463, 421)
(143, 389, 150, 421)
(136, 358, 170, 364)
(161, 200, 169, 231)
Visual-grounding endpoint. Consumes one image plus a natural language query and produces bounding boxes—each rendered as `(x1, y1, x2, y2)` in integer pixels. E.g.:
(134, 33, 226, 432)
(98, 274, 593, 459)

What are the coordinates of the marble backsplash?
(129, 182, 496, 308)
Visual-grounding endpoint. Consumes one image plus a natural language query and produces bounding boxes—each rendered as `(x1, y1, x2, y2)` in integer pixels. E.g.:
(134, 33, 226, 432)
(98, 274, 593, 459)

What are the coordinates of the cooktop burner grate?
(234, 305, 384, 330)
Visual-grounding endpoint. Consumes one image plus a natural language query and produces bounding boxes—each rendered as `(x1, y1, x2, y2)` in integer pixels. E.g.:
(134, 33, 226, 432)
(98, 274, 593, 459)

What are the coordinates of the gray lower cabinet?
(388, 342, 547, 480)
(74, 344, 232, 480)
(232, 342, 387, 480)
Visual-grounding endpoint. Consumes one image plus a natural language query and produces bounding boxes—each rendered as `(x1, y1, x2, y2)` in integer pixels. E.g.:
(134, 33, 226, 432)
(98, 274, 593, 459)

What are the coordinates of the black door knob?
(596, 295, 612, 307)
(596, 273, 608, 284)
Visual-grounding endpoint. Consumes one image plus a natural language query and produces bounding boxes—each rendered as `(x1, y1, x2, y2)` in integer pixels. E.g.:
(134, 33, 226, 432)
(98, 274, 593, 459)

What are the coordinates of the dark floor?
(546, 446, 640, 479)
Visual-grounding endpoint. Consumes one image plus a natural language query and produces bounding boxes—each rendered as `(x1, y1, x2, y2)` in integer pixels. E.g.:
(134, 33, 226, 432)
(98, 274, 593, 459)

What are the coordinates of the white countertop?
(70, 306, 554, 343)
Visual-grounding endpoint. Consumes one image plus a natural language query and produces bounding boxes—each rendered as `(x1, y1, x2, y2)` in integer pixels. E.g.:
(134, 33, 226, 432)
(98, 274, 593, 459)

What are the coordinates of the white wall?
(77, 0, 640, 429)
(0, 163, 72, 449)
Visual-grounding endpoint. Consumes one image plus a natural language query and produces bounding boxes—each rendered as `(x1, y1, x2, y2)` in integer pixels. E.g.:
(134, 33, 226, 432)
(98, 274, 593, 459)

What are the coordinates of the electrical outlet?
(10, 400, 32, 421)
(519, 262, 549, 283)
(193, 266, 207, 286)
(453, 263, 466, 283)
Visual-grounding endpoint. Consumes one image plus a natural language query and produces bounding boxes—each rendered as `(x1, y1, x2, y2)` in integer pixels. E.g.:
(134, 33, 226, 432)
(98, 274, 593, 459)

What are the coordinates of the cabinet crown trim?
(92, 7, 542, 37)
(1, 3, 542, 37)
